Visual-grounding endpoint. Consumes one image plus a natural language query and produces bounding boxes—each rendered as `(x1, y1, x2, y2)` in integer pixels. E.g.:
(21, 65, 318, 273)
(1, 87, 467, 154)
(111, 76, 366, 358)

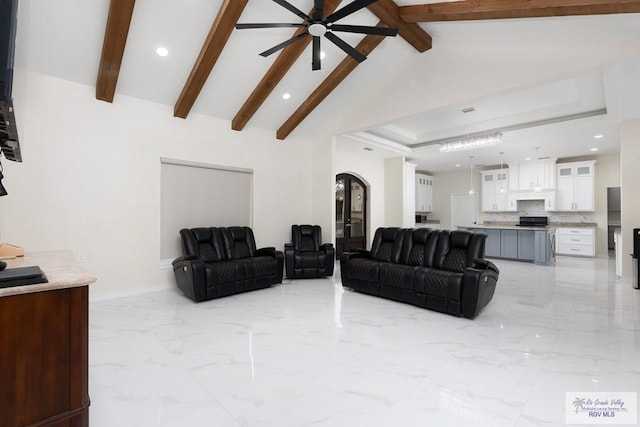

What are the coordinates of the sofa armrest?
(472, 258, 500, 274)
(172, 254, 197, 266)
(461, 267, 499, 319)
(256, 247, 276, 256)
(320, 243, 334, 250)
(172, 257, 207, 302)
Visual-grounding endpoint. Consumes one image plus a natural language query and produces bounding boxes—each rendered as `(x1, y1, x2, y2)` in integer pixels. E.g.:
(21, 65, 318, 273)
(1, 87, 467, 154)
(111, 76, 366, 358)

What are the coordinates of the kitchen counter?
(464, 226, 556, 266)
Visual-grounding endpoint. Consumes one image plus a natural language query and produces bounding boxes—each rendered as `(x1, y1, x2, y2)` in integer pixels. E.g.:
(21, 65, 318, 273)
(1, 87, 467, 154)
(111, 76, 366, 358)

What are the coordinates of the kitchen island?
(463, 224, 556, 265)
(0, 251, 96, 427)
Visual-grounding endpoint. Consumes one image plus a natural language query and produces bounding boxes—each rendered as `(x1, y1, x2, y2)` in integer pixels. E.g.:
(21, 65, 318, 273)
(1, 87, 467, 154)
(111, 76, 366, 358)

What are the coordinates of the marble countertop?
(0, 250, 97, 298)
(464, 224, 557, 231)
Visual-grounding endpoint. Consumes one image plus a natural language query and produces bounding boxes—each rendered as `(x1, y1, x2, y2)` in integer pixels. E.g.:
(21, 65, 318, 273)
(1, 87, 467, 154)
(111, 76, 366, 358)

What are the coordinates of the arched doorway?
(336, 173, 367, 257)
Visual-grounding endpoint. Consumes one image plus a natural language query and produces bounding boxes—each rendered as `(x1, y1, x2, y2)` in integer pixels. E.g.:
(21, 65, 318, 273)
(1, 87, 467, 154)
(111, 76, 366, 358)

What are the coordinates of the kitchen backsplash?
(482, 200, 596, 223)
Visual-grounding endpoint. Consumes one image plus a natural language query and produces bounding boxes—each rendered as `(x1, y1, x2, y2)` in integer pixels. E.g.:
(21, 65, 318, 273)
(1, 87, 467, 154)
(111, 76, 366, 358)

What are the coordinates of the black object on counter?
(0, 266, 48, 288)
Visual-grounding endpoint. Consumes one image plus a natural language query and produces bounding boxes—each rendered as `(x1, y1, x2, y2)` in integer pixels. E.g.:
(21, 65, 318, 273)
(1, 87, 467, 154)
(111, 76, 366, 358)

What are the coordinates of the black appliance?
(632, 228, 640, 289)
(516, 216, 549, 227)
(1, 0, 22, 164)
(415, 214, 428, 223)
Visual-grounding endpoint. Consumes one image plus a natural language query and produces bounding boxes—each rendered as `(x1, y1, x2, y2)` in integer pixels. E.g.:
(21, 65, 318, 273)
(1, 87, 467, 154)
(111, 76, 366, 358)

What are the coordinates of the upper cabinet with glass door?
(415, 173, 434, 213)
(481, 169, 515, 212)
(554, 160, 596, 211)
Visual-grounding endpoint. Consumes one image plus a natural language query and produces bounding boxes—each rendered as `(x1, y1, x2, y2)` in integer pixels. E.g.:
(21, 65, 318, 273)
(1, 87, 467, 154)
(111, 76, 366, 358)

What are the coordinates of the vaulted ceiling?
(93, 0, 640, 141)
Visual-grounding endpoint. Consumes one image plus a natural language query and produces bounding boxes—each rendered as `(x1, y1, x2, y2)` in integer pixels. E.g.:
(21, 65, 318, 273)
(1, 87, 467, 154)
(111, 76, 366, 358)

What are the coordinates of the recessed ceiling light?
(320, 51, 326, 59)
(525, 157, 532, 161)
(594, 134, 604, 139)
(455, 164, 461, 167)
(282, 93, 291, 100)
(590, 147, 599, 152)
(156, 47, 169, 57)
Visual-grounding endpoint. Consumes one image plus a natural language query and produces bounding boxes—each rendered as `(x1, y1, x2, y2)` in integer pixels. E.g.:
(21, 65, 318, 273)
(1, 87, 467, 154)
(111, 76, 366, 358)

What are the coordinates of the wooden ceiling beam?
(96, 0, 136, 103)
(174, 0, 248, 119)
(232, 0, 342, 131)
(399, 0, 640, 23)
(277, 23, 387, 140)
(367, 0, 432, 52)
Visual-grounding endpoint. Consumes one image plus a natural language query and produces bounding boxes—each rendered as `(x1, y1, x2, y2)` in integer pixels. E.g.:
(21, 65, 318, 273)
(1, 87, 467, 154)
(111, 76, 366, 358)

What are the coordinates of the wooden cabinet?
(555, 161, 596, 211)
(481, 169, 513, 212)
(556, 227, 595, 257)
(415, 173, 434, 212)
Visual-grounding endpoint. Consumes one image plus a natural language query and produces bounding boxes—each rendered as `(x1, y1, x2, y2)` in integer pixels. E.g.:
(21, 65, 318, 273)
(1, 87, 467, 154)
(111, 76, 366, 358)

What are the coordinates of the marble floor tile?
(89, 255, 640, 426)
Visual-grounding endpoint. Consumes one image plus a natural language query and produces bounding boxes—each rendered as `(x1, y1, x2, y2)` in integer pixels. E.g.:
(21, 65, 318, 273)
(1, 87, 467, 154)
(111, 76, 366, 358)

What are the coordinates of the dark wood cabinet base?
(0, 286, 89, 427)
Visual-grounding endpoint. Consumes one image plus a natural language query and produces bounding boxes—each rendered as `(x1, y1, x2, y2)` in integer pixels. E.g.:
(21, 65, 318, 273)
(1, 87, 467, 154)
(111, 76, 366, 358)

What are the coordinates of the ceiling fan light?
(308, 23, 326, 37)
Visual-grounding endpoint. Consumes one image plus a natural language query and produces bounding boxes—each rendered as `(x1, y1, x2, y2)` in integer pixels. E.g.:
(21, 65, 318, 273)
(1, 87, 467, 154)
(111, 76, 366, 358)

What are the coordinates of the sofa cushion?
(293, 225, 321, 252)
(222, 227, 257, 259)
(205, 260, 245, 285)
(345, 258, 380, 283)
(294, 251, 327, 269)
(401, 228, 440, 267)
(415, 268, 464, 301)
(242, 256, 279, 279)
(434, 230, 486, 273)
(181, 227, 225, 262)
(370, 228, 404, 263)
(380, 263, 418, 289)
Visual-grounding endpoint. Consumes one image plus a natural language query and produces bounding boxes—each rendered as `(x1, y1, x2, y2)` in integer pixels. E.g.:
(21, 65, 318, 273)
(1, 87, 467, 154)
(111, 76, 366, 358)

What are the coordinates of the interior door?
(451, 193, 477, 229)
(336, 174, 367, 258)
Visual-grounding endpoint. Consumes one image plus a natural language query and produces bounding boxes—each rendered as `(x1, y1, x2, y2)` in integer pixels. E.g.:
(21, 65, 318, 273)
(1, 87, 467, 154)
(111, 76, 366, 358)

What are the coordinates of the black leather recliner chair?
(172, 226, 284, 302)
(284, 225, 335, 279)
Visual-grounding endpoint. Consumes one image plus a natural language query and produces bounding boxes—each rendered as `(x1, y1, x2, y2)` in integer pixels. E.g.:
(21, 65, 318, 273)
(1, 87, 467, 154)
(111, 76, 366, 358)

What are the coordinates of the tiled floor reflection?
(89, 256, 640, 427)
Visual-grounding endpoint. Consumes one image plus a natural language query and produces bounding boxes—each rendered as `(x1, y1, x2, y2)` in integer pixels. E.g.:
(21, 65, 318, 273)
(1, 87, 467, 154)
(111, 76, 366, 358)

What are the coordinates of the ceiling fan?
(235, 0, 398, 70)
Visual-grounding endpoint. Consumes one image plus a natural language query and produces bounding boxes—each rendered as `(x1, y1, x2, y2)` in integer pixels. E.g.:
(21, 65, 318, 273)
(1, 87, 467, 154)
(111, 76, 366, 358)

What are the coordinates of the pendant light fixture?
(499, 152, 506, 194)
(468, 156, 475, 195)
(534, 147, 542, 193)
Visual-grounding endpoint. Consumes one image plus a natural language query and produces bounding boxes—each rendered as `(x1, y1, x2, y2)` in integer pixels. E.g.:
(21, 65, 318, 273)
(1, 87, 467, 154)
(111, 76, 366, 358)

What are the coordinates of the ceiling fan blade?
(272, 0, 311, 21)
(325, 0, 378, 24)
(329, 24, 397, 36)
(312, 36, 321, 70)
(259, 33, 309, 57)
(324, 32, 366, 63)
(313, 0, 324, 21)
(236, 23, 306, 29)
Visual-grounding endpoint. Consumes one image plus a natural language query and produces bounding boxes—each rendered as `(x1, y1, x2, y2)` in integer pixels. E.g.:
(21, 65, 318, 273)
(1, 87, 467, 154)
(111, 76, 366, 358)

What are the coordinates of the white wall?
(0, 71, 321, 299)
(384, 157, 405, 228)
(431, 168, 481, 230)
(621, 119, 640, 277)
(334, 139, 386, 248)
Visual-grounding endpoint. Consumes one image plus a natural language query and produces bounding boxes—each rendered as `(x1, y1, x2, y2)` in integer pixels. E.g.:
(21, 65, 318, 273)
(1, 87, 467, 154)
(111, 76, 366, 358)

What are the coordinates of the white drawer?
(557, 244, 594, 256)
(559, 235, 593, 246)
(557, 227, 594, 237)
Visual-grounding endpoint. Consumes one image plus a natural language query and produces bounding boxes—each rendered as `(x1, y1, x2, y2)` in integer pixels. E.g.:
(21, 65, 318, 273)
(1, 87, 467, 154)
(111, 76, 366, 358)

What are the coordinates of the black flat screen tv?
(0, 0, 21, 163)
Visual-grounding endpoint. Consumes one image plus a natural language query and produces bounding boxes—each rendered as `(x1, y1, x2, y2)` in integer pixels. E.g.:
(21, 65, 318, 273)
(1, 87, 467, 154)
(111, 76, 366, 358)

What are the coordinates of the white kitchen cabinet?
(556, 227, 595, 257)
(481, 169, 513, 212)
(555, 161, 596, 211)
(415, 173, 434, 212)
(509, 158, 556, 191)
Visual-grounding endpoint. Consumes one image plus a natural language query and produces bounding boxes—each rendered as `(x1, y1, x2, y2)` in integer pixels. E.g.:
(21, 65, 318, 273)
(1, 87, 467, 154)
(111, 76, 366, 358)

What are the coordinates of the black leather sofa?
(340, 227, 499, 319)
(172, 226, 284, 302)
(285, 225, 335, 279)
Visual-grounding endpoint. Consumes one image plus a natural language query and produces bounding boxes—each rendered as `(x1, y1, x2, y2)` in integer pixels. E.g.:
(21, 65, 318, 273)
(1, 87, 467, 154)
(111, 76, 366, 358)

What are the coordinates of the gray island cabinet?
(464, 225, 555, 265)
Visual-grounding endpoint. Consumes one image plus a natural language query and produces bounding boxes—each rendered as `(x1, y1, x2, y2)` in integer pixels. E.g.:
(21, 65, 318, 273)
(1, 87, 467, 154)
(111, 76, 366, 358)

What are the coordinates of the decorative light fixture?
(156, 47, 169, 57)
(439, 132, 502, 153)
(468, 156, 475, 195)
(499, 152, 506, 194)
(534, 147, 542, 193)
